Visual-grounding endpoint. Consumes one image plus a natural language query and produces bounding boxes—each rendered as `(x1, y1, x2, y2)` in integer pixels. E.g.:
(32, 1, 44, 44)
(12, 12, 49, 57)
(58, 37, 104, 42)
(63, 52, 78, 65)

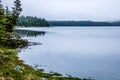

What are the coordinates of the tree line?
(49, 21, 120, 26)
(17, 16, 50, 27)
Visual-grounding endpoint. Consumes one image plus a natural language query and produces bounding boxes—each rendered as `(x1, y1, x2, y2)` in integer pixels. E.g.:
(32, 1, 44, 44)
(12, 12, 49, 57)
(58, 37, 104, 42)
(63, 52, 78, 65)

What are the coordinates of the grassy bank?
(0, 47, 93, 80)
(0, 33, 93, 80)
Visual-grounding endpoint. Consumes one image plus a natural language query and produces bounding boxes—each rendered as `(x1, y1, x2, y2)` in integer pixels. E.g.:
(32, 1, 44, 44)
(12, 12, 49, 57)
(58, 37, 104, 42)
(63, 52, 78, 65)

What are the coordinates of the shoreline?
(0, 31, 93, 80)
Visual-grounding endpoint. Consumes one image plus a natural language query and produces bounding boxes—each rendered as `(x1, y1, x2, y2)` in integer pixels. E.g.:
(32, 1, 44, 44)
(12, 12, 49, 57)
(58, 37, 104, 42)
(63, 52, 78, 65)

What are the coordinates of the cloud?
(2, 0, 120, 21)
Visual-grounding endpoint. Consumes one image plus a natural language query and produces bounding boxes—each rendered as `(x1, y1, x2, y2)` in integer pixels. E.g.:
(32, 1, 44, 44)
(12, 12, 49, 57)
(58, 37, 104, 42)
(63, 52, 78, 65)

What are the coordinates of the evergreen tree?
(5, 6, 14, 32)
(12, 0, 22, 20)
(5, 0, 22, 32)
(0, 0, 7, 44)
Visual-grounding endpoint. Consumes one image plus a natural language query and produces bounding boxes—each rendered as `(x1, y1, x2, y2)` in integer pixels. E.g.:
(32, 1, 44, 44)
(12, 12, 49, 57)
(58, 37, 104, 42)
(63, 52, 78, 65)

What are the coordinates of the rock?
(4, 32, 42, 48)
(5, 32, 28, 48)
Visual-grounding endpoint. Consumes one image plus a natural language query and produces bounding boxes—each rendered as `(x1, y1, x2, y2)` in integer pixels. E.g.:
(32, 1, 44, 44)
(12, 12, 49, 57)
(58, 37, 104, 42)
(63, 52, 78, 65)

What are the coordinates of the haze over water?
(17, 27, 120, 80)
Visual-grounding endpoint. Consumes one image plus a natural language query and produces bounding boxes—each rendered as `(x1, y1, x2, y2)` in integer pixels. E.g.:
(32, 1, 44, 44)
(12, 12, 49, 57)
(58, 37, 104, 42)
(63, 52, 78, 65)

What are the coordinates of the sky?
(2, 0, 120, 21)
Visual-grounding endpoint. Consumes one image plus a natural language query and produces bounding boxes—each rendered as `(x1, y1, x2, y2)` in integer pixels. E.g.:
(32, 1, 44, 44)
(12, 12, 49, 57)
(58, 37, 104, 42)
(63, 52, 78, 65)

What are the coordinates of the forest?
(17, 17, 120, 27)
(49, 21, 120, 26)
(17, 16, 49, 27)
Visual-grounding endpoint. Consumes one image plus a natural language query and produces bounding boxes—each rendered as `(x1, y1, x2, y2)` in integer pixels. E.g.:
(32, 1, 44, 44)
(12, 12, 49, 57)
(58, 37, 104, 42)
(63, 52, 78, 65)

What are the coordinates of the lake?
(16, 27, 120, 80)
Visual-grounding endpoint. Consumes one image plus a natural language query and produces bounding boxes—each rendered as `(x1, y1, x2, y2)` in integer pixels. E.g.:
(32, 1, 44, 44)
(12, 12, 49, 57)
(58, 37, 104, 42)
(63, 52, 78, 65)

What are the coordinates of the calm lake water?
(16, 27, 120, 80)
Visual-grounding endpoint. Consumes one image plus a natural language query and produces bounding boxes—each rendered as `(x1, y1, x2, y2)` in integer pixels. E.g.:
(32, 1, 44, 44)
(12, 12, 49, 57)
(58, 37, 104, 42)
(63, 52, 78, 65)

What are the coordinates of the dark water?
(16, 27, 120, 80)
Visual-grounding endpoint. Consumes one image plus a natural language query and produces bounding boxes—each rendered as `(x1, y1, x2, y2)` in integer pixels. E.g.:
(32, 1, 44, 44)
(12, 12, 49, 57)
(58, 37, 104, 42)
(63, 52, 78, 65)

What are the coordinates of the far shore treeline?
(17, 17, 120, 27)
(49, 21, 120, 26)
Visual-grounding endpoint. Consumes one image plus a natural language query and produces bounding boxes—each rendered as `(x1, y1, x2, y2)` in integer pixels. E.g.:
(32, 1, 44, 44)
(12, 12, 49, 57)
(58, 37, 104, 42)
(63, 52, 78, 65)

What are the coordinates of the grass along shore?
(0, 33, 94, 80)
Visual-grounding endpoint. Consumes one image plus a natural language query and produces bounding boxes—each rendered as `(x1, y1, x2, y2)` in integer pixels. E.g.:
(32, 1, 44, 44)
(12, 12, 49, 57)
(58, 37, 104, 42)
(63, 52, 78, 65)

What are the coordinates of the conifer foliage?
(17, 16, 50, 27)
(6, 0, 22, 32)
(0, 0, 7, 44)
(0, 0, 22, 44)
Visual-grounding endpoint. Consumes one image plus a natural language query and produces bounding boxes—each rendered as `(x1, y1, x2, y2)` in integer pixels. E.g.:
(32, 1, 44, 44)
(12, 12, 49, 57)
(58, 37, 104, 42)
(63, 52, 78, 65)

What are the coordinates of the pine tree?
(5, 0, 22, 32)
(5, 6, 14, 32)
(0, 0, 7, 45)
(12, 0, 22, 23)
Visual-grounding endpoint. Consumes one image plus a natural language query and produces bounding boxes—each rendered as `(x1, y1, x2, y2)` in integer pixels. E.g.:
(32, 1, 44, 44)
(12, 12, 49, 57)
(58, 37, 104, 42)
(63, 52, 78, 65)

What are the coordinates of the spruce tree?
(0, 0, 7, 45)
(12, 0, 22, 24)
(5, 6, 14, 32)
(5, 0, 22, 32)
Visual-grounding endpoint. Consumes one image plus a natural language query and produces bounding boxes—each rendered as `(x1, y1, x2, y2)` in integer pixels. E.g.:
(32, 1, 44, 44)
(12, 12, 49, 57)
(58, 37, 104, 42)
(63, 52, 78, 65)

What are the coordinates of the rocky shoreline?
(5, 32, 28, 48)
(5, 32, 42, 49)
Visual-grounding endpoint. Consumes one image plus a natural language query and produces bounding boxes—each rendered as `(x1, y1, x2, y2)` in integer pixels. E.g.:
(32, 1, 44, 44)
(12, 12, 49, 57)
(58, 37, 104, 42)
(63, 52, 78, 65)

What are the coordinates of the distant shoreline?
(49, 21, 120, 26)
(15, 26, 120, 28)
(15, 26, 49, 28)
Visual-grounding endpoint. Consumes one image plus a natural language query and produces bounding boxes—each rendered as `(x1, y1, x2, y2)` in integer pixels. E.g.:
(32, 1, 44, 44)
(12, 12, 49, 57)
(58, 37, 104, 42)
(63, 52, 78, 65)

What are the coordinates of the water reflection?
(14, 29, 46, 37)
(18, 27, 120, 80)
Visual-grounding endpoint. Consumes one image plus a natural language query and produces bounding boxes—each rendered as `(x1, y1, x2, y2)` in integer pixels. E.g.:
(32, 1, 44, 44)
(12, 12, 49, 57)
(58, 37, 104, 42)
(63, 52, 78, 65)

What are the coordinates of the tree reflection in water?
(14, 29, 46, 37)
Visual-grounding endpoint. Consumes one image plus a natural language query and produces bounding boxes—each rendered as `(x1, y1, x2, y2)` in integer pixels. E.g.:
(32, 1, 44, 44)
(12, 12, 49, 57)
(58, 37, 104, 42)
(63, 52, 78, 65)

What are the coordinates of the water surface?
(16, 27, 120, 80)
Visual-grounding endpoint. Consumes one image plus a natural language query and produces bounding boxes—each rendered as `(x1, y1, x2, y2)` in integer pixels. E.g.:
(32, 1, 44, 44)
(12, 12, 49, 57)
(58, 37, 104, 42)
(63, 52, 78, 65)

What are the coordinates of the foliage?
(0, 24, 7, 45)
(12, 0, 22, 18)
(0, 0, 22, 45)
(17, 16, 50, 27)
(5, 0, 22, 32)
(49, 21, 120, 26)
(0, 0, 7, 45)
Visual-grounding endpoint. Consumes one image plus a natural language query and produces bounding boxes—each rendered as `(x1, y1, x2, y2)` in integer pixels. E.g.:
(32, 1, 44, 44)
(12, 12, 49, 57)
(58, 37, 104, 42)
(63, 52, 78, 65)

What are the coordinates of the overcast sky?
(2, 0, 120, 21)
